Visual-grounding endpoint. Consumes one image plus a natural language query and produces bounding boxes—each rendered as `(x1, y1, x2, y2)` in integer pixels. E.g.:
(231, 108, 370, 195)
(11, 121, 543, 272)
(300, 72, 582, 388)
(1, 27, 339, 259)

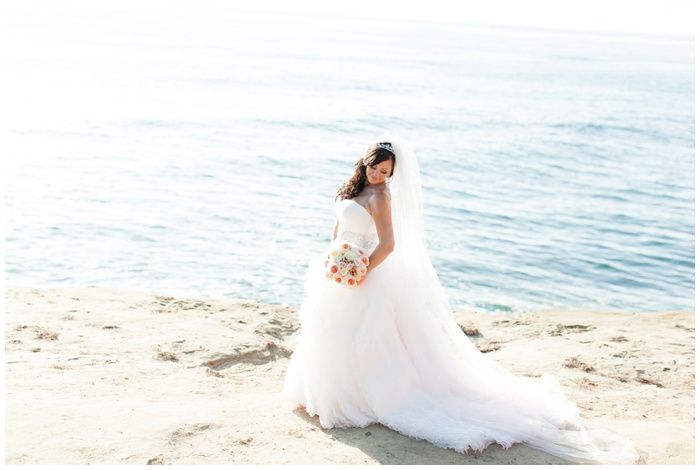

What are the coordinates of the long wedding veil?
(372, 133, 639, 465)
(375, 133, 453, 318)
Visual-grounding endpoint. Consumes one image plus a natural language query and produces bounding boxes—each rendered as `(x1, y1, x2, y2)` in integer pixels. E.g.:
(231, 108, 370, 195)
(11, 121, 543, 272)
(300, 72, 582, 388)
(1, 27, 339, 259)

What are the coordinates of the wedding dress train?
(282, 135, 639, 465)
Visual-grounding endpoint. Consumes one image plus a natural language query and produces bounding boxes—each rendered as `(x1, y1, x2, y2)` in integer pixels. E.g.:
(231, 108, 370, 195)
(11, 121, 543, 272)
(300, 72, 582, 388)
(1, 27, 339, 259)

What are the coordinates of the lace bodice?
(335, 199, 378, 254)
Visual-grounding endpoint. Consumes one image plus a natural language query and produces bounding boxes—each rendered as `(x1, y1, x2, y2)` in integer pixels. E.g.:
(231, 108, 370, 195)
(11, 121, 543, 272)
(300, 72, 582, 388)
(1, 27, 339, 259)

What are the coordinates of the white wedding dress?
(282, 135, 639, 465)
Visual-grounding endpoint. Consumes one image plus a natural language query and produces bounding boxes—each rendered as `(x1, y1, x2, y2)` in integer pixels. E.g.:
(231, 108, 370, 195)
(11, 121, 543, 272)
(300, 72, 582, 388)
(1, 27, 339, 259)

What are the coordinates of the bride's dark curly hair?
(336, 143, 395, 201)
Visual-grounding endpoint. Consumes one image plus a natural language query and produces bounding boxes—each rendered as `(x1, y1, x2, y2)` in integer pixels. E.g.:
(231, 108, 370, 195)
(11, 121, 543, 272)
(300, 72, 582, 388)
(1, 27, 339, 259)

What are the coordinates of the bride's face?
(366, 160, 393, 186)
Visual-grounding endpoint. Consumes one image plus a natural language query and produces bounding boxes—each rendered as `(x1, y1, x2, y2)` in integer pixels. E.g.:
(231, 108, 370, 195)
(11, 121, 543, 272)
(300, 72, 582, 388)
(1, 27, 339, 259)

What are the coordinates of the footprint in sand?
(253, 317, 298, 340)
(202, 342, 292, 371)
(167, 423, 219, 447)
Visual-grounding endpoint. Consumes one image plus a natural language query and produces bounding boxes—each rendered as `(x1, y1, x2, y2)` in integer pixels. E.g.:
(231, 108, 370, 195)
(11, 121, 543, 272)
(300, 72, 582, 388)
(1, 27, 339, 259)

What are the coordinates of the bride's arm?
(367, 191, 395, 273)
(331, 219, 339, 243)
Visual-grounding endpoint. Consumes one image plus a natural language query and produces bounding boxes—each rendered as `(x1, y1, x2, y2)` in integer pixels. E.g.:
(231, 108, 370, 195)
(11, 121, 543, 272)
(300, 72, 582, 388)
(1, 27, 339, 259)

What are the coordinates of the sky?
(2, 0, 695, 37)
(244, 0, 696, 36)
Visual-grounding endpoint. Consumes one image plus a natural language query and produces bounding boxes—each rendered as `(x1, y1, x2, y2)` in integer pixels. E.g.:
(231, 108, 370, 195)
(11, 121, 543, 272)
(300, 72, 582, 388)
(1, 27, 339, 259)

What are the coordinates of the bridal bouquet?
(325, 241, 370, 286)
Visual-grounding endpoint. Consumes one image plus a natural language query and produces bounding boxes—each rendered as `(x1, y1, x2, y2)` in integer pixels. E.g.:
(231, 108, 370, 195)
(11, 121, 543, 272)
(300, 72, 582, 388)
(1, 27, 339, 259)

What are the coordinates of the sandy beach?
(4, 285, 694, 465)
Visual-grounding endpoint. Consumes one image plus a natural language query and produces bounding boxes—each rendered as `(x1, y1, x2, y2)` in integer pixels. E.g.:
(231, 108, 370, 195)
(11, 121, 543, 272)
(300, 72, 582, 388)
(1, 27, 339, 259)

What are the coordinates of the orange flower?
(335, 277, 342, 283)
(342, 243, 349, 250)
(347, 278, 356, 286)
(330, 265, 339, 274)
(357, 276, 365, 285)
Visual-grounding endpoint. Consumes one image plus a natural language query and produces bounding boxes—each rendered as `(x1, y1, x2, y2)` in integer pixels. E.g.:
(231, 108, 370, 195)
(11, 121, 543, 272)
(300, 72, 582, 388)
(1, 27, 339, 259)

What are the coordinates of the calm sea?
(4, 3, 695, 314)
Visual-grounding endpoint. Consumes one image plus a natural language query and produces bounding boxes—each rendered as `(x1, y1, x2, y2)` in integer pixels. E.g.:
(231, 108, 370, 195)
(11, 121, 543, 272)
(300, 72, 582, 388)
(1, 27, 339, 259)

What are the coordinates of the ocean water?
(4, 3, 695, 314)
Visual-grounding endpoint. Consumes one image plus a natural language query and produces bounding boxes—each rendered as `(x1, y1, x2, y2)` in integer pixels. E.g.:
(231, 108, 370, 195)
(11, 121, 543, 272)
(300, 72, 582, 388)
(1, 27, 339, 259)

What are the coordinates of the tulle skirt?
(282, 256, 640, 464)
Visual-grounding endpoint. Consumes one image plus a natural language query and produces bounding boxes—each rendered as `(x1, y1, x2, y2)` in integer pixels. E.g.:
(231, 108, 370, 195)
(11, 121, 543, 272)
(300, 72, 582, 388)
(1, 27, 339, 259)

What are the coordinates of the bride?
(282, 134, 640, 464)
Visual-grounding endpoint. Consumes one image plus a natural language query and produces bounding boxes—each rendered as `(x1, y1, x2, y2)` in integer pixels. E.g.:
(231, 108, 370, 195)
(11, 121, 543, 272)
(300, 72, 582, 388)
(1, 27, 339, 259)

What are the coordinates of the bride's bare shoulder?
(368, 188, 391, 212)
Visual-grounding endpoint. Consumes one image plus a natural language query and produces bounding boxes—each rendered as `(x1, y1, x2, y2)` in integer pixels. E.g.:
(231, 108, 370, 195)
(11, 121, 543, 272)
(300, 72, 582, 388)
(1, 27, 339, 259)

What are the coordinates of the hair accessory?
(374, 142, 394, 153)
